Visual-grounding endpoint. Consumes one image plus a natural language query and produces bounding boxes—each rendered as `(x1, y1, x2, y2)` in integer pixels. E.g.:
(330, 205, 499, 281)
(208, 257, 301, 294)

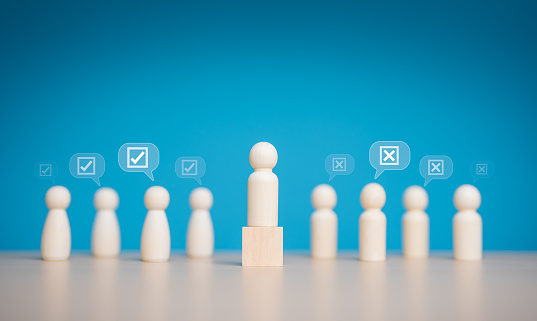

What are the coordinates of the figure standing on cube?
(242, 142, 283, 267)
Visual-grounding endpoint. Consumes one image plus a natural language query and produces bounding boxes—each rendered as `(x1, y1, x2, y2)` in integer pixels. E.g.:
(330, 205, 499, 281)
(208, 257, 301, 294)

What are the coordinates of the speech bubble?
(419, 155, 453, 186)
(69, 153, 105, 186)
(118, 143, 159, 181)
(175, 156, 206, 185)
(325, 154, 355, 181)
(369, 141, 411, 179)
(34, 162, 58, 184)
(471, 161, 494, 182)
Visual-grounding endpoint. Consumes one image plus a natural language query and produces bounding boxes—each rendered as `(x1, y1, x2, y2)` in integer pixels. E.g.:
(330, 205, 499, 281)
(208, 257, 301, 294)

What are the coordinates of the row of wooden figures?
(41, 186, 214, 262)
(40, 183, 482, 262)
(311, 183, 482, 261)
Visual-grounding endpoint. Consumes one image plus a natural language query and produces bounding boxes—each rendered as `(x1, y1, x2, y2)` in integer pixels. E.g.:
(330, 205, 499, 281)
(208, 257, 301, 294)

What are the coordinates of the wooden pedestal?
(242, 227, 283, 267)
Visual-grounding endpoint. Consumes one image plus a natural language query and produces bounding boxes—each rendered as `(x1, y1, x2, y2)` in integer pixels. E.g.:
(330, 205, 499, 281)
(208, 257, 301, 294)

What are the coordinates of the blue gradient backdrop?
(1, 0, 536, 251)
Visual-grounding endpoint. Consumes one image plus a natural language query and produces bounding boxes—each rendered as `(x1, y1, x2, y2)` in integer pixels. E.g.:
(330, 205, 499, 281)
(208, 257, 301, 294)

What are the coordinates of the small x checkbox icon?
(476, 164, 488, 175)
(333, 158, 346, 171)
(380, 146, 399, 165)
(428, 160, 444, 175)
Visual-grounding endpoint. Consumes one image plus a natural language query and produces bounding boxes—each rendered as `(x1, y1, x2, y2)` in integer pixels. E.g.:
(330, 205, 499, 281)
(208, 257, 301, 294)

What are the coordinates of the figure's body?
(247, 142, 278, 227)
(359, 183, 387, 262)
(310, 184, 338, 259)
(242, 142, 283, 267)
(141, 186, 171, 262)
(402, 186, 429, 259)
(92, 187, 121, 258)
(187, 187, 214, 258)
(41, 186, 71, 261)
(453, 184, 482, 261)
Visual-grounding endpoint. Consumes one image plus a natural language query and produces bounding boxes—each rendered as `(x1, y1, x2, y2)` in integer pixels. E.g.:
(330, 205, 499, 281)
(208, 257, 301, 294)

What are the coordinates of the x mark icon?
(332, 158, 346, 171)
(383, 150, 395, 162)
(431, 163, 441, 172)
(478, 166, 486, 173)
(379, 146, 399, 165)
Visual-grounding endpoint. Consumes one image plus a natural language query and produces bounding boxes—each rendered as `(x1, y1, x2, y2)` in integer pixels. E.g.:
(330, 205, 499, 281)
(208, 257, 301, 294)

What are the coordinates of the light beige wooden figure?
(41, 186, 71, 261)
(402, 186, 429, 259)
(91, 187, 121, 258)
(141, 186, 171, 262)
(187, 187, 214, 258)
(453, 184, 482, 261)
(359, 183, 387, 262)
(247, 142, 278, 227)
(243, 142, 283, 267)
(310, 184, 338, 260)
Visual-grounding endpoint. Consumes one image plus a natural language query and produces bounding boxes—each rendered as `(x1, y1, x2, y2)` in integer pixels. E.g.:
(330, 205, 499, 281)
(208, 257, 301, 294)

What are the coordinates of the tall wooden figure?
(453, 184, 482, 261)
(310, 184, 338, 260)
(41, 186, 71, 261)
(187, 187, 214, 258)
(359, 183, 387, 262)
(242, 142, 283, 267)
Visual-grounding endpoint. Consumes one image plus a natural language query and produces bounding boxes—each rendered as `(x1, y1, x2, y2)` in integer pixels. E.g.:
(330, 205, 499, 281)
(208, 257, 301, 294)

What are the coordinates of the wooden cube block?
(242, 227, 283, 267)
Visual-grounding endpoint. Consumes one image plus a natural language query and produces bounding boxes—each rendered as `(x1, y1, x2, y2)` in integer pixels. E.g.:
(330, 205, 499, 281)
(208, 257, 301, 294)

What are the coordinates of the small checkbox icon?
(77, 157, 95, 175)
(380, 146, 399, 165)
(332, 158, 346, 171)
(428, 160, 444, 175)
(182, 160, 197, 175)
(476, 164, 488, 175)
(127, 147, 148, 169)
(40, 164, 52, 177)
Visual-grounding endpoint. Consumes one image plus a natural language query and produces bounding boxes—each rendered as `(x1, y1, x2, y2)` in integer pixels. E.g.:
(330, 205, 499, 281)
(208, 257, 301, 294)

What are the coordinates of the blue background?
(1, 0, 536, 251)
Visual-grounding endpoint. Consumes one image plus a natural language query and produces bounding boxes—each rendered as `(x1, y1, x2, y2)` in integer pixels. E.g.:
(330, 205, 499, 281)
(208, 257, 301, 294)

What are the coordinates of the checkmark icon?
(80, 160, 93, 172)
(131, 151, 145, 164)
(181, 159, 198, 175)
(74, 155, 97, 176)
(184, 163, 195, 172)
(39, 164, 52, 177)
(126, 147, 149, 169)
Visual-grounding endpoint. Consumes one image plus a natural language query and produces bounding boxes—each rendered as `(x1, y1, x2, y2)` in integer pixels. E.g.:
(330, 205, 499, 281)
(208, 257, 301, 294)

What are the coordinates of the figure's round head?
(45, 186, 71, 210)
(360, 183, 386, 209)
(94, 187, 119, 210)
(311, 184, 337, 210)
(403, 185, 428, 210)
(189, 187, 213, 210)
(144, 186, 170, 210)
(249, 142, 278, 170)
(454, 184, 481, 211)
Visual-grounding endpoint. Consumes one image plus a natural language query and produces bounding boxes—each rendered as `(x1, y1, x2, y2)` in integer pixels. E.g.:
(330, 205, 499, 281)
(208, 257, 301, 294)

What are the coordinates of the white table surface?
(1, 251, 536, 321)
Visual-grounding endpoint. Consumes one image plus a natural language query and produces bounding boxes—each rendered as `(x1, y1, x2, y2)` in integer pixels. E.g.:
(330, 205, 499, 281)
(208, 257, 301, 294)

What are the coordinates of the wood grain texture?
(242, 227, 283, 267)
